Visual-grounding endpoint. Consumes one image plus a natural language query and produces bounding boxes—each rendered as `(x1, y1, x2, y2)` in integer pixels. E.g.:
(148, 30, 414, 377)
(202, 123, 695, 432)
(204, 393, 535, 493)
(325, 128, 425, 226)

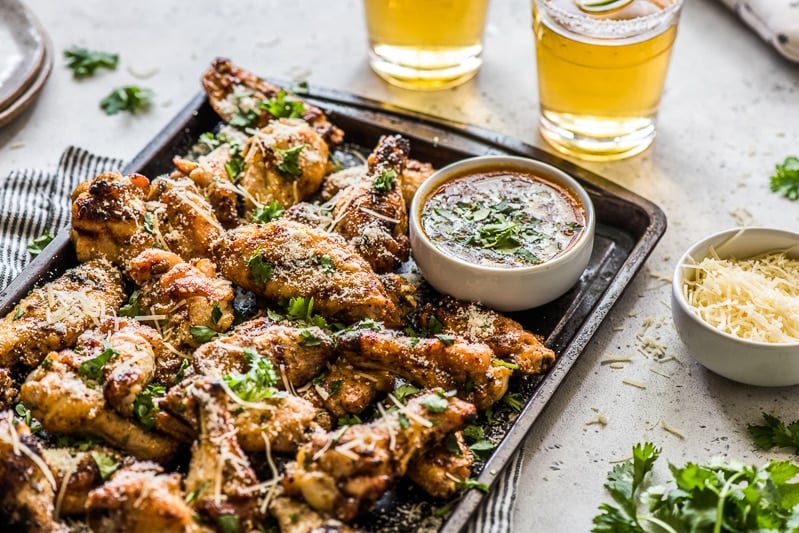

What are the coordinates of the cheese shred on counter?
(685, 252, 799, 343)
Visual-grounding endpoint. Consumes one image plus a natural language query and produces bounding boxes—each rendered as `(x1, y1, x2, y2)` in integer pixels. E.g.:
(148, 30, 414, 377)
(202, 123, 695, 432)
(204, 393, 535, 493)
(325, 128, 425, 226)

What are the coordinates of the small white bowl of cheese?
(671, 227, 799, 386)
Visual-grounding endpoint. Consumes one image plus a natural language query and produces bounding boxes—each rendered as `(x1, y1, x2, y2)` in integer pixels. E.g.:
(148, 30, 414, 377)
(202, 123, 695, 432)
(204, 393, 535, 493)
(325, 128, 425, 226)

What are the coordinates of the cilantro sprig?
(100, 86, 153, 115)
(769, 156, 799, 201)
(64, 47, 119, 78)
(223, 348, 279, 402)
(592, 442, 799, 533)
(260, 90, 306, 119)
(27, 231, 54, 256)
(747, 412, 799, 453)
(133, 383, 166, 429)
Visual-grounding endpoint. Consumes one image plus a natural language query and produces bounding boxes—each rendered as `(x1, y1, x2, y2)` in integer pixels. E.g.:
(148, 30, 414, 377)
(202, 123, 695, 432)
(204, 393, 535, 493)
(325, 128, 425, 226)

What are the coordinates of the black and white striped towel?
(0, 145, 524, 533)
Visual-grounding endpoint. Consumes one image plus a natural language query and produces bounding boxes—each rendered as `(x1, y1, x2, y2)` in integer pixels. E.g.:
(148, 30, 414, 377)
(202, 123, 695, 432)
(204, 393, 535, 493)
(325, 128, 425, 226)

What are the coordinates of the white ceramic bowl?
(409, 155, 596, 312)
(671, 227, 799, 386)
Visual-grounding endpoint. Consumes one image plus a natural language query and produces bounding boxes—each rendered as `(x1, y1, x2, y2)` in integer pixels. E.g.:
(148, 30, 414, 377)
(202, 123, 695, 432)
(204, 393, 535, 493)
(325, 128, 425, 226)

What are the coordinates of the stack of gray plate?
(0, 0, 52, 128)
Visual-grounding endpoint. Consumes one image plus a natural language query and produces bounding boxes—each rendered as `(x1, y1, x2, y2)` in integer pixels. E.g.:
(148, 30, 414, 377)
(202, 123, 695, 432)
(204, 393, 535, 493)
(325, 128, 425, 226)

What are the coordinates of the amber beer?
(533, 0, 685, 160)
(364, 0, 490, 90)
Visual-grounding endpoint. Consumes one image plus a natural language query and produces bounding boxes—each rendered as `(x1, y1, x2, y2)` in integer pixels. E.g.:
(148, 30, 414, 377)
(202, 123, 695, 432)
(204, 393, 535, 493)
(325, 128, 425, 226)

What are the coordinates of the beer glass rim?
(534, 0, 685, 39)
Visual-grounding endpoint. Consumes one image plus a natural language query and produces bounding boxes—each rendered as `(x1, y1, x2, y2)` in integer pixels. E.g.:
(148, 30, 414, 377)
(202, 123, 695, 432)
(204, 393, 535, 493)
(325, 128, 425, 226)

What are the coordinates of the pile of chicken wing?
(0, 58, 556, 533)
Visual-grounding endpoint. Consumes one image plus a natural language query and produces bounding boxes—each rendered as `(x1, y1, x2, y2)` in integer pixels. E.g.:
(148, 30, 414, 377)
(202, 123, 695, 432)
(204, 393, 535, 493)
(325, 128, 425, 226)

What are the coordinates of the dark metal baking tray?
(0, 85, 666, 532)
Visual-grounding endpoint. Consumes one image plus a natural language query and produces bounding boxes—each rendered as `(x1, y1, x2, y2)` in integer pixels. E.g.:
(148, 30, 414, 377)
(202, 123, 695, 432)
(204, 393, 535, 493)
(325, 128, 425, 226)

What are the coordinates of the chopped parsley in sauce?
(421, 171, 585, 267)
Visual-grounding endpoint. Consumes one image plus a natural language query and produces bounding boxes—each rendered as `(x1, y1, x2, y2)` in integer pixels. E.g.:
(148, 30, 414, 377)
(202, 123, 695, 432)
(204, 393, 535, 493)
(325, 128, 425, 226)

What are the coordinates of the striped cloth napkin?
(717, 0, 799, 62)
(0, 145, 523, 532)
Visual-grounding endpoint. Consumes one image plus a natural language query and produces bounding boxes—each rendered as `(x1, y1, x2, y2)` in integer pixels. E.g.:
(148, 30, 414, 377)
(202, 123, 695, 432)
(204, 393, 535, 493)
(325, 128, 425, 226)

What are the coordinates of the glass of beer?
(363, 0, 490, 90)
(532, 0, 685, 160)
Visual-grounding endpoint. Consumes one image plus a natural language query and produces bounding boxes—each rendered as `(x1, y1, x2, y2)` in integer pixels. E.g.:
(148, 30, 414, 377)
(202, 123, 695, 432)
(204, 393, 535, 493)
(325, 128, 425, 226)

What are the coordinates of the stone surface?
(2, 0, 799, 531)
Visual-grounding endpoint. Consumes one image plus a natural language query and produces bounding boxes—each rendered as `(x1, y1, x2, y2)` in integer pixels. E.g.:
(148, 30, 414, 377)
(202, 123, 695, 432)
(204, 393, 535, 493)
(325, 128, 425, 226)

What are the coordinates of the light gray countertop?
(2, 0, 799, 531)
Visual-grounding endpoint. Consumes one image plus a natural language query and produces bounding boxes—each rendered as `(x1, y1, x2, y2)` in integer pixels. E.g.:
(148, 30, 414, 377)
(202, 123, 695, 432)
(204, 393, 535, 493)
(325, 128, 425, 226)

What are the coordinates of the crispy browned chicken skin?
(0, 258, 125, 368)
(337, 328, 513, 411)
(213, 219, 402, 327)
(42, 447, 117, 517)
(419, 296, 556, 375)
(0, 410, 67, 533)
(269, 489, 355, 533)
(86, 461, 201, 533)
(330, 135, 411, 273)
(127, 248, 235, 357)
(202, 57, 344, 145)
(283, 390, 476, 521)
(407, 431, 474, 499)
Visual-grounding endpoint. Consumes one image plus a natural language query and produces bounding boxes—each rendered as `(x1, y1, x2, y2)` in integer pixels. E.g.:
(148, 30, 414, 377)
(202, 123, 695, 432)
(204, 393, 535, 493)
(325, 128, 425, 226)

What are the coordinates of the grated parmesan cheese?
(685, 252, 799, 343)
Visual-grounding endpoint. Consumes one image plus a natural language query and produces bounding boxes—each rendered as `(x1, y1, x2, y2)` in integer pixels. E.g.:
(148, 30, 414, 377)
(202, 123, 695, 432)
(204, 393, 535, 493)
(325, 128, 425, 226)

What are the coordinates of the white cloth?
(0, 146, 523, 532)
(717, 0, 799, 61)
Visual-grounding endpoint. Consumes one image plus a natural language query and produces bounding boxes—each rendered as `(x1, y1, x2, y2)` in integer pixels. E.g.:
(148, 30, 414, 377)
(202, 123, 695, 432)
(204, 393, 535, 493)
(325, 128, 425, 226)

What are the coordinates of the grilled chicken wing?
(213, 219, 401, 327)
(283, 390, 476, 521)
(20, 350, 179, 463)
(336, 329, 512, 411)
(301, 358, 394, 419)
(184, 380, 262, 529)
(237, 119, 331, 215)
(173, 139, 244, 228)
(419, 296, 556, 375)
(71, 171, 154, 267)
(42, 447, 117, 517)
(202, 57, 344, 145)
(162, 377, 327, 454)
(86, 461, 201, 533)
(0, 411, 66, 533)
(127, 248, 235, 357)
(0, 259, 125, 368)
(319, 157, 434, 208)
(192, 316, 334, 388)
(400, 158, 435, 207)
(146, 176, 225, 262)
(269, 490, 354, 533)
(330, 135, 410, 273)
(407, 431, 474, 499)
(0, 367, 19, 410)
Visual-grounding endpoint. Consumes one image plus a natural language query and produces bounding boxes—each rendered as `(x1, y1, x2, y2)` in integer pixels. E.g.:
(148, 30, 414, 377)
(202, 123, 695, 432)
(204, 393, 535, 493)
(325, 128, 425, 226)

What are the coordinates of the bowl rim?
(409, 154, 596, 274)
(671, 226, 799, 349)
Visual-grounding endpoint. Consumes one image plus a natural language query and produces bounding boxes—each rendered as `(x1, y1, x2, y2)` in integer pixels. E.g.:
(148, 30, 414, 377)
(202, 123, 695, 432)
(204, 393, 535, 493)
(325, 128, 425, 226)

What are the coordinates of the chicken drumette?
(213, 219, 402, 327)
(0, 258, 125, 369)
(283, 390, 476, 521)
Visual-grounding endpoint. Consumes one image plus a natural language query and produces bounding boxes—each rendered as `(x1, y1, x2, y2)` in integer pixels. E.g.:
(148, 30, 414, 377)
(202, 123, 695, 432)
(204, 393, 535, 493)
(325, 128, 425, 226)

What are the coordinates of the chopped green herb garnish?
(425, 315, 444, 335)
(393, 384, 420, 403)
(247, 249, 274, 284)
(225, 152, 246, 182)
(100, 86, 153, 115)
(290, 81, 310, 95)
(459, 477, 490, 493)
(91, 451, 121, 481)
(260, 90, 306, 119)
(223, 348, 279, 402)
(175, 358, 190, 383)
(398, 412, 410, 429)
(421, 394, 449, 414)
(313, 254, 337, 273)
(284, 297, 328, 328)
(501, 392, 523, 412)
(230, 109, 259, 129)
(133, 383, 166, 428)
(190, 325, 217, 343)
(211, 303, 223, 325)
(299, 328, 324, 347)
(492, 359, 519, 370)
(435, 334, 456, 346)
(769, 156, 799, 200)
(252, 199, 284, 223)
(338, 413, 362, 427)
(64, 46, 118, 78)
(27, 231, 54, 256)
(78, 342, 119, 381)
(373, 169, 398, 193)
(118, 290, 141, 317)
(12, 307, 23, 320)
(143, 212, 155, 234)
(215, 513, 241, 533)
(198, 131, 221, 151)
(329, 380, 342, 396)
(747, 412, 799, 453)
(40, 357, 52, 370)
(444, 433, 463, 456)
(275, 144, 306, 179)
(185, 480, 208, 504)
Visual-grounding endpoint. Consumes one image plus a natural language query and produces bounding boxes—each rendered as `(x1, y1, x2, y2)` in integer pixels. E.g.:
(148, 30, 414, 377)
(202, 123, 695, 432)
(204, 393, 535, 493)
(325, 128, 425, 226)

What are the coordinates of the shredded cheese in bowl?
(685, 252, 799, 344)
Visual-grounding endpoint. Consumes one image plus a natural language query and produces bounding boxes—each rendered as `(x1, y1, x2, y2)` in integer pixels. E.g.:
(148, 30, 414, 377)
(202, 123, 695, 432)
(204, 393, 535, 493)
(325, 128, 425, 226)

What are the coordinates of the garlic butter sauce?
(421, 170, 585, 268)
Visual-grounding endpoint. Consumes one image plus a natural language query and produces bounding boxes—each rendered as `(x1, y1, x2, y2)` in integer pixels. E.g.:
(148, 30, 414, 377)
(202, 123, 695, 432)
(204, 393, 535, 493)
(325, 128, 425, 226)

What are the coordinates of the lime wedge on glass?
(575, 0, 634, 13)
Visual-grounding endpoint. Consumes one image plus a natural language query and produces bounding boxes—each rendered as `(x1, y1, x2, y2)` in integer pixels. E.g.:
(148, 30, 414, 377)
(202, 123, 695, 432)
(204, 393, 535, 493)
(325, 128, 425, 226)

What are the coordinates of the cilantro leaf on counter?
(769, 156, 799, 200)
(747, 412, 799, 453)
(27, 230, 54, 256)
(64, 46, 119, 78)
(593, 441, 799, 532)
(100, 86, 153, 115)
